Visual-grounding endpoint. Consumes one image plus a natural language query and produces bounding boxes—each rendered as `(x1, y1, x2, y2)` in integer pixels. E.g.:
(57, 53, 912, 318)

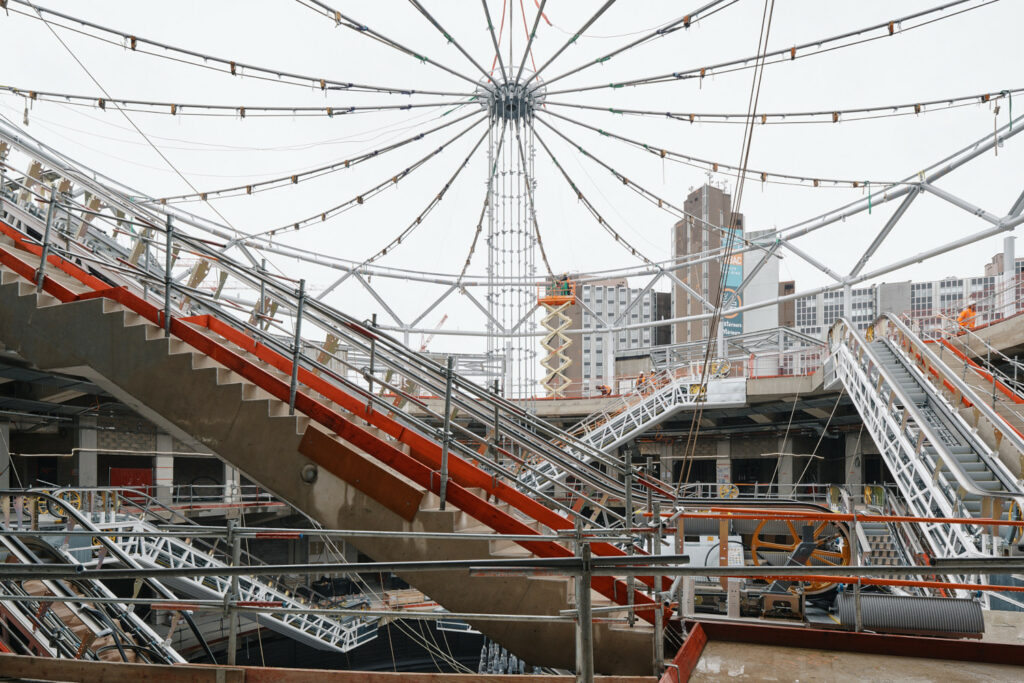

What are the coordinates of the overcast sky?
(4, 0, 1022, 352)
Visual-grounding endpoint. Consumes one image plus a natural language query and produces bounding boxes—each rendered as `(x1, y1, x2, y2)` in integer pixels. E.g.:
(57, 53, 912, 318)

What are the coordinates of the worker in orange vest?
(957, 304, 977, 331)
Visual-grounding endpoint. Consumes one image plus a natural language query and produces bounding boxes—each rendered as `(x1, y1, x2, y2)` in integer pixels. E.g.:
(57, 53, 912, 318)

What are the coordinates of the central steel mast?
(481, 79, 546, 400)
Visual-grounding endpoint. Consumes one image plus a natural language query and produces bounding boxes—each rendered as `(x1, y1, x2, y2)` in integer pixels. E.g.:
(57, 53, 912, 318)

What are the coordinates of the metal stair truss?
(577, 374, 745, 454)
(828, 316, 1024, 586)
(97, 516, 379, 653)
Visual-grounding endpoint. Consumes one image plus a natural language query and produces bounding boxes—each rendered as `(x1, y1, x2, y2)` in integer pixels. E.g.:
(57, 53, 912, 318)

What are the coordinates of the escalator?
(0, 532, 183, 663)
(829, 315, 1024, 578)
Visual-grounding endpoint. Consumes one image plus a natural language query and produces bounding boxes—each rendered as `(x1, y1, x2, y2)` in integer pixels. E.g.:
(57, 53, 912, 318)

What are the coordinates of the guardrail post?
(852, 508, 862, 632)
(226, 519, 241, 664)
(490, 379, 501, 465)
(575, 542, 594, 683)
(257, 258, 267, 329)
(439, 355, 454, 511)
(645, 456, 654, 553)
(652, 500, 664, 676)
(163, 216, 173, 337)
(624, 463, 635, 627)
(289, 278, 305, 416)
(34, 194, 56, 293)
(989, 346, 997, 408)
(368, 313, 377, 399)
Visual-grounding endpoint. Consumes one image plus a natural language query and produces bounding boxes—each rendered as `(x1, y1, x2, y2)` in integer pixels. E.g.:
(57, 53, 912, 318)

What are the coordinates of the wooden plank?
(0, 653, 245, 682)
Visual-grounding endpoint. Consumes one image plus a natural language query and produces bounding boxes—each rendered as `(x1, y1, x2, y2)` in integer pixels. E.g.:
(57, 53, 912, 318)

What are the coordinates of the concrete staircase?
(0, 229, 654, 674)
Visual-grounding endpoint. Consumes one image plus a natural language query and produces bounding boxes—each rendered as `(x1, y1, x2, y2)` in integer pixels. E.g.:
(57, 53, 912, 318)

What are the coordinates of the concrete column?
(777, 436, 794, 498)
(715, 439, 730, 495)
(656, 441, 672, 486)
(76, 416, 98, 488)
(224, 463, 240, 503)
(845, 432, 864, 506)
(154, 433, 174, 504)
(0, 421, 10, 488)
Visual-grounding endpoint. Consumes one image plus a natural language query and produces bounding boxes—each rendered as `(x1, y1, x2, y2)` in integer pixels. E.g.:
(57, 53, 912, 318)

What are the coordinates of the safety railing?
(676, 481, 832, 504)
(746, 348, 824, 379)
(935, 311, 1024, 398)
(168, 484, 276, 507)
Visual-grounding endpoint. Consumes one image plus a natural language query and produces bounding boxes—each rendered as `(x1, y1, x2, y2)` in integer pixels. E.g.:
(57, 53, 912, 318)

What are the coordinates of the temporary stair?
(520, 368, 745, 498)
(0, 125, 663, 673)
(828, 315, 1024, 579)
(575, 374, 745, 454)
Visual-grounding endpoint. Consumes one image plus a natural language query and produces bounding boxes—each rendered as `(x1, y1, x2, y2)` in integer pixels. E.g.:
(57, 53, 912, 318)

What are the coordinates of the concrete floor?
(690, 641, 1023, 682)
(983, 609, 1024, 645)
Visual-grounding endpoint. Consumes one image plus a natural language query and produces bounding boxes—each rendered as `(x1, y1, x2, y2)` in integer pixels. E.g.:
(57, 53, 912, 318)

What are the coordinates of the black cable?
(524, 0, 619, 87)
(532, 0, 736, 92)
(296, 0, 482, 88)
(153, 110, 482, 204)
(407, 0, 494, 84)
(4, 0, 473, 98)
(542, 0, 995, 96)
(251, 114, 487, 239)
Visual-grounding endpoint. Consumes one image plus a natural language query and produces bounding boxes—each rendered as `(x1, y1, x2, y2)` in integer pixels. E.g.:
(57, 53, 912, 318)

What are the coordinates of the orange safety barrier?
(537, 278, 576, 306)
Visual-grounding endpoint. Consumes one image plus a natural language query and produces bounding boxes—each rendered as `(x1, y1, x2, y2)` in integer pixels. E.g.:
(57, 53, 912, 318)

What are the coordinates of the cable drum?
(835, 593, 984, 637)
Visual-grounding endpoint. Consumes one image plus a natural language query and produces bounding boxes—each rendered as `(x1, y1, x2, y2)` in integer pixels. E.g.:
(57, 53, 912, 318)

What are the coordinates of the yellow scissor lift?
(538, 277, 576, 398)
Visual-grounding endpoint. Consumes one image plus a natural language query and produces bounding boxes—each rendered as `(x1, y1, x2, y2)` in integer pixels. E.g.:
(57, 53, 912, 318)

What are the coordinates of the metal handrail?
(47, 486, 344, 608)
